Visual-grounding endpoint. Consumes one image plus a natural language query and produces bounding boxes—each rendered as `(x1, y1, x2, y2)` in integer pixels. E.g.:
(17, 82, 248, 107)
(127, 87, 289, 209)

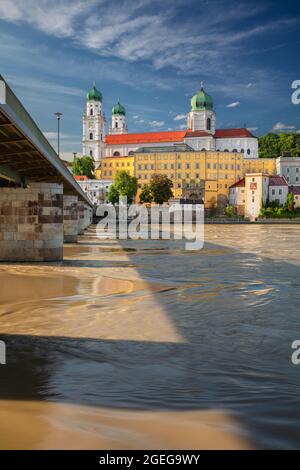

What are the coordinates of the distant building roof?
(185, 130, 210, 138)
(74, 175, 88, 181)
(134, 144, 194, 153)
(214, 128, 255, 138)
(289, 185, 300, 195)
(229, 178, 245, 189)
(269, 175, 288, 186)
(106, 130, 186, 145)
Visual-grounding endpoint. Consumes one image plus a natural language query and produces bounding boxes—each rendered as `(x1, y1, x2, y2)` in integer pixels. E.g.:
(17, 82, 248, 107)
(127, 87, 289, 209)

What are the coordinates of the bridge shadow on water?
(1, 225, 300, 449)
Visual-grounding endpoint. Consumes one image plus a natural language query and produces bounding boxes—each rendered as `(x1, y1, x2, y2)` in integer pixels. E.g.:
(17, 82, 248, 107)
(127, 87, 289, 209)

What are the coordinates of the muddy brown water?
(0, 224, 300, 449)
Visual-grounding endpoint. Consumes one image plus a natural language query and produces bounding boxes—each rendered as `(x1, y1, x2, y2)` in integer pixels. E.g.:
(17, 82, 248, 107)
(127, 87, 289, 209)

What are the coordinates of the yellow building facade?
(96, 149, 277, 208)
(135, 149, 244, 207)
(96, 155, 135, 180)
(243, 158, 276, 175)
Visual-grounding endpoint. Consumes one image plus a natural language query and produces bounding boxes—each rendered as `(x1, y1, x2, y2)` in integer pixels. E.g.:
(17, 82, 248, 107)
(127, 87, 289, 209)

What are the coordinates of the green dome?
(86, 83, 102, 102)
(112, 101, 126, 115)
(191, 84, 213, 111)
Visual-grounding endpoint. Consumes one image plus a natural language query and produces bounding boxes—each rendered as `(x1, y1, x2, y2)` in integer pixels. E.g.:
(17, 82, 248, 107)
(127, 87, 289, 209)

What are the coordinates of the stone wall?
(0, 183, 63, 261)
(63, 195, 78, 243)
(77, 202, 85, 235)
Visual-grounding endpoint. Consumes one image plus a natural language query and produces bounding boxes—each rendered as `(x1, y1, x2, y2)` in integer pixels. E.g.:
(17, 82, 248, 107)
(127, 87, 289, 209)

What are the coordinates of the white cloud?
(246, 127, 258, 132)
(271, 122, 296, 132)
(174, 113, 187, 121)
(226, 101, 240, 108)
(43, 131, 77, 140)
(148, 120, 165, 128)
(0, 0, 297, 80)
(0, 0, 88, 37)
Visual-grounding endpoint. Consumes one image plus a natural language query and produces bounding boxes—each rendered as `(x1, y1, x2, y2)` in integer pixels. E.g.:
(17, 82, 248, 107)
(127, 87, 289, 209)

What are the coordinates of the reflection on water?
(0, 224, 300, 449)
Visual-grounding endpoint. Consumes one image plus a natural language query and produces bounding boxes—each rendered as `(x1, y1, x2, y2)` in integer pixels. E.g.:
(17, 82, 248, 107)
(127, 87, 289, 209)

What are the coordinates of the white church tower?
(82, 83, 106, 163)
(187, 82, 216, 134)
(109, 101, 128, 134)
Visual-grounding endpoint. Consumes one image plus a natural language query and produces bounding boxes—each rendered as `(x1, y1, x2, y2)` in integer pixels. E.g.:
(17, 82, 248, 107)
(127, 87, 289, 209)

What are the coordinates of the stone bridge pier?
(63, 195, 78, 243)
(0, 183, 63, 261)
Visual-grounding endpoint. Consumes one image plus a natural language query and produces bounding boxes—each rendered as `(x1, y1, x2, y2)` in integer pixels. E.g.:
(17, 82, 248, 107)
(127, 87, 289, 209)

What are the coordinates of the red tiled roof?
(269, 175, 288, 186)
(214, 128, 255, 138)
(75, 175, 88, 181)
(105, 127, 255, 145)
(289, 185, 300, 194)
(185, 130, 210, 138)
(229, 178, 245, 189)
(106, 130, 186, 145)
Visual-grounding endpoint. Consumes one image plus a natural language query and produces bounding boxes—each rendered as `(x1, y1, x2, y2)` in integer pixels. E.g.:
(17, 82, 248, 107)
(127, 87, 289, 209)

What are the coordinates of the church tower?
(187, 82, 216, 134)
(82, 83, 106, 163)
(109, 101, 127, 134)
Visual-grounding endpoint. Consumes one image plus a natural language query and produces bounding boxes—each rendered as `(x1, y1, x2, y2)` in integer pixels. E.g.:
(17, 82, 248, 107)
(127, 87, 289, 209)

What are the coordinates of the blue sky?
(0, 0, 299, 159)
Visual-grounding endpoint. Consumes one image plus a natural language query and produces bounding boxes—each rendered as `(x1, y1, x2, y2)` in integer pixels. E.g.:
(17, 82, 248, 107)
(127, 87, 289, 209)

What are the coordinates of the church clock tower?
(187, 82, 216, 134)
(110, 101, 127, 134)
(82, 83, 106, 163)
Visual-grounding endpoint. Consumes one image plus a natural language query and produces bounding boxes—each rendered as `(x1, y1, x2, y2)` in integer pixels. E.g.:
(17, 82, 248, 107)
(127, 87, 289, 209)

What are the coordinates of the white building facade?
(276, 156, 300, 186)
(76, 178, 113, 205)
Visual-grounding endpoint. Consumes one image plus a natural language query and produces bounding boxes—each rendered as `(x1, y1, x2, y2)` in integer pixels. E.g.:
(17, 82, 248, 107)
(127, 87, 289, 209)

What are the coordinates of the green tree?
(286, 192, 295, 213)
(225, 205, 234, 217)
(72, 155, 95, 178)
(145, 174, 173, 204)
(139, 184, 153, 203)
(107, 171, 138, 204)
(259, 132, 300, 158)
(107, 184, 120, 205)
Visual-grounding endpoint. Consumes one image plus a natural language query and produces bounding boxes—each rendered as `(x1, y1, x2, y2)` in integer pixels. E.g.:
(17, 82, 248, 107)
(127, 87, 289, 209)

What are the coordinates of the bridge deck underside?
(0, 109, 66, 184)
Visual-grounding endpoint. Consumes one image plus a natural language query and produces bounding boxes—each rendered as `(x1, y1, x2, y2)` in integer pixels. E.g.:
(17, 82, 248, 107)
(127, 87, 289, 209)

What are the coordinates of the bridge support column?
(0, 183, 63, 261)
(63, 195, 78, 243)
(83, 203, 93, 229)
(78, 202, 85, 235)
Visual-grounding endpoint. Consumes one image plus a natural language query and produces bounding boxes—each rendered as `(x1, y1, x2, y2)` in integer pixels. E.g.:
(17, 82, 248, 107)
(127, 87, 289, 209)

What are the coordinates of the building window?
(89, 132, 93, 140)
(279, 189, 282, 195)
(272, 189, 275, 195)
(186, 163, 190, 169)
(115, 121, 118, 128)
(90, 108, 93, 116)
(296, 168, 299, 173)
(89, 150, 93, 157)
(241, 148, 244, 153)
(113, 151, 120, 156)
(207, 117, 211, 130)
(247, 149, 251, 155)
(128, 151, 134, 156)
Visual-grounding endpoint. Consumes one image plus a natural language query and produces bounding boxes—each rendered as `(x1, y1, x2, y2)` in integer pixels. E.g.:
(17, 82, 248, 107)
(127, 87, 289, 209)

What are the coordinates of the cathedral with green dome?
(83, 81, 258, 163)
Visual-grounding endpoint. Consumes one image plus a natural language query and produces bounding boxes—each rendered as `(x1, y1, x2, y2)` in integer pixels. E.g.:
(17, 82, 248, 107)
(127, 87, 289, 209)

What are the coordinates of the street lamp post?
(73, 152, 77, 162)
(54, 112, 63, 158)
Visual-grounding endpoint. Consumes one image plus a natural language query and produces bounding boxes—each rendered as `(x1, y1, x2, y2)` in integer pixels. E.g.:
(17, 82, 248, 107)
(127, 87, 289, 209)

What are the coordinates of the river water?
(0, 224, 300, 449)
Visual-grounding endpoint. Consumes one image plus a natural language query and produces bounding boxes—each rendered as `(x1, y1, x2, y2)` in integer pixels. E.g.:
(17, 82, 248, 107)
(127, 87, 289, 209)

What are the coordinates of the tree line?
(259, 132, 300, 158)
